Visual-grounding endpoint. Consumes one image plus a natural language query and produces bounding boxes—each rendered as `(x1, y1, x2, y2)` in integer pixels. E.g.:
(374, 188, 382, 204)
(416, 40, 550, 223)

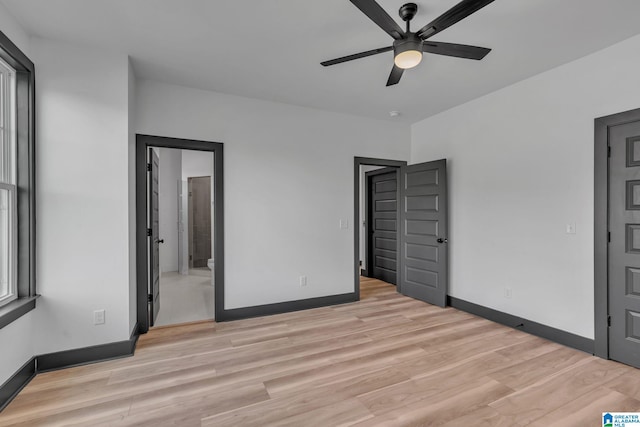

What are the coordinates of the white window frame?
(0, 55, 17, 307)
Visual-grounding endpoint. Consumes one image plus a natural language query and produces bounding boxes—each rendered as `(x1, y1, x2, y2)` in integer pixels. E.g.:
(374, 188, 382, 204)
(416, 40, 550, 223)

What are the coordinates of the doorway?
(150, 148, 214, 328)
(595, 107, 640, 368)
(355, 158, 405, 300)
(136, 135, 224, 334)
(354, 157, 449, 307)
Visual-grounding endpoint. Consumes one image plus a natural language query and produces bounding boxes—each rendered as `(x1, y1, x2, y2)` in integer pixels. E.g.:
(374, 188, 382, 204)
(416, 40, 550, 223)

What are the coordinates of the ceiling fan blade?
(416, 0, 494, 40)
(350, 0, 405, 40)
(386, 64, 404, 86)
(423, 41, 491, 60)
(321, 46, 393, 67)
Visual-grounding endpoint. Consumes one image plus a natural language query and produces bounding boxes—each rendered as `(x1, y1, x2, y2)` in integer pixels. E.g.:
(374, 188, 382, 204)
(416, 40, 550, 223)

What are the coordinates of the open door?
(148, 148, 161, 326)
(608, 118, 640, 368)
(366, 168, 398, 285)
(399, 159, 448, 307)
(188, 176, 212, 268)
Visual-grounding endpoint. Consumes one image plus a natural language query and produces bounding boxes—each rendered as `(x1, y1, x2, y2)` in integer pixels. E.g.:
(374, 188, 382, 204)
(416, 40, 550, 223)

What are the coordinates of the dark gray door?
(609, 119, 640, 368)
(148, 148, 160, 326)
(366, 168, 398, 284)
(399, 160, 448, 307)
(189, 176, 212, 268)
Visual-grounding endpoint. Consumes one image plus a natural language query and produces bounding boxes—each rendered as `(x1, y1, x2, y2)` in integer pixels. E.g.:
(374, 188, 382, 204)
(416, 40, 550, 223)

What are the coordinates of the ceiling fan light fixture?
(394, 50, 422, 69)
(393, 35, 423, 69)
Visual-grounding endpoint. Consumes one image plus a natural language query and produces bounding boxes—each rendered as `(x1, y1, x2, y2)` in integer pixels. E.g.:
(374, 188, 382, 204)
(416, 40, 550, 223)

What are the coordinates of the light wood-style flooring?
(1, 277, 639, 426)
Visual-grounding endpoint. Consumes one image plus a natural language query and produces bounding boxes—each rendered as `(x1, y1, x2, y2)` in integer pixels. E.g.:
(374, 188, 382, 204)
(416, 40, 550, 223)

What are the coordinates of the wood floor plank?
(489, 357, 629, 425)
(487, 346, 592, 390)
(263, 347, 420, 397)
(119, 383, 270, 426)
(204, 368, 408, 427)
(527, 387, 640, 427)
(603, 364, 640, 400)
(357, 351, 514, 416)
(353, 378, 513, 426)
(440, 405, 520, 427)
(2, 277, 639, 427)
(264, 398, 373, 427)
(494, 335, 563, 363)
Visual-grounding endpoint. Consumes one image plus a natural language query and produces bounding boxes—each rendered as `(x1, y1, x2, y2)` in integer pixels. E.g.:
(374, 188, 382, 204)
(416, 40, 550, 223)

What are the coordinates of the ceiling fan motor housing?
(394, 33, 423, 57)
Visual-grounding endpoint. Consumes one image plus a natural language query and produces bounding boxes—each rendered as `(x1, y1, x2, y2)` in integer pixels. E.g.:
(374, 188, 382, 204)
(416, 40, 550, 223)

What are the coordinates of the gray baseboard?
(0, 357, 36, 412)
(37, 323, 140, 372)
(218, 293, 357, 322)
(0, 324, 140, 412)
(448, 296, 594, 354)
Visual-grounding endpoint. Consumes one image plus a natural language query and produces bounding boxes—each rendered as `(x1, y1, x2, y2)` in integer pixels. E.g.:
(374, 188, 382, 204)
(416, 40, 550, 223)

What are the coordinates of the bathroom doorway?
(147, 146, 215, 328)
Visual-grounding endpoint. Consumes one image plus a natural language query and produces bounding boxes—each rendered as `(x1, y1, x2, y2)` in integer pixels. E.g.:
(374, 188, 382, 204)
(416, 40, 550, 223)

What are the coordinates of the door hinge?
(608, 231, 611, 242)
(147, 228, 152, 237)
(148, 294, 153, 303)
(189, 255, 193, 260)
(608, 315, 611, 327)
(147, 163, 152, 172)
(608, 146, 611, 157)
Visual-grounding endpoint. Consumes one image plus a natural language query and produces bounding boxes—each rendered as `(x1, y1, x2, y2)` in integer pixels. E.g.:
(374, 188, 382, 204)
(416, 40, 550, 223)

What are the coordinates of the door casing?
(136, 135, 224, 333)
(594, 107, 640, 359)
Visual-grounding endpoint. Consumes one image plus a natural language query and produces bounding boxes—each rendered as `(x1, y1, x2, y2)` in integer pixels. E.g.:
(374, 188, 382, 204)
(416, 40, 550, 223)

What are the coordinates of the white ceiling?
(3, 0, 640, 123)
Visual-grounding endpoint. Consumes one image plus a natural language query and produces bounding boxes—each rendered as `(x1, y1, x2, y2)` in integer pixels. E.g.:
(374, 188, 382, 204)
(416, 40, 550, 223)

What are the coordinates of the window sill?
(0, 296, 38, 330)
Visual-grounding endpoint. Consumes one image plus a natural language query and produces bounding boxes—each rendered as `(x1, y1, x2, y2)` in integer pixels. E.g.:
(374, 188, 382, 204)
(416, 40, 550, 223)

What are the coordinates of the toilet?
(207, 258, 215, 286)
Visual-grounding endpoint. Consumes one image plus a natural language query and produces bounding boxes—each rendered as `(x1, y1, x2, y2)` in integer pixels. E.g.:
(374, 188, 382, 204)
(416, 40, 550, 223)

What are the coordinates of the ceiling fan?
(321, 0, 495, 86)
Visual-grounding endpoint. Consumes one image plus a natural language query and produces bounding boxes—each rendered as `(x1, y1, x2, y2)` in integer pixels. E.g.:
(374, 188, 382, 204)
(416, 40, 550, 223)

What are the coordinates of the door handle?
(437, 238, 448, 244)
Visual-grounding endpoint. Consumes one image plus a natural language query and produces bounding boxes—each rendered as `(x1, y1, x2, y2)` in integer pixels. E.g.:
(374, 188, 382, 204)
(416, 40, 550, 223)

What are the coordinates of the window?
(0, 29, 36, 328)
(0, 56, 17, 307)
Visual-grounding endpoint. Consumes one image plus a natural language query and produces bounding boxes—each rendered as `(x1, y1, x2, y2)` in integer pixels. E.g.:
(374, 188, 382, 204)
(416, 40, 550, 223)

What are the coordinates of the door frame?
(354, 157, 407, 299)
(594, 107, 640, 359)
(136, 134, 224, 333)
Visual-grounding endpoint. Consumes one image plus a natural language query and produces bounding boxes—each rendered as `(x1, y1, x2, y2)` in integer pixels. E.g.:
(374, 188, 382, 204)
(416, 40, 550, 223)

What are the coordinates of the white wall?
(0, 3, 35, 386)
(0, 313, 34, 386)
(182, 150, 214, 181)
(32, 38, 132, 354)
(158, 148, 181, 273)
(136, 80, 410, 309)
(411, 34, 640, 339)
(0, 3, 29, 55)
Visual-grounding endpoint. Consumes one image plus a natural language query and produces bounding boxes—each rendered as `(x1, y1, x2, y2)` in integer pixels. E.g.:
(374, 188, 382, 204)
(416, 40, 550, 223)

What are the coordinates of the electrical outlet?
(566, 223, 576, 234)
(94, 309, 105, 325)
(504, 287, 512, 299)
(299, 276, 307, 287)
(340, 219, 349, 229)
